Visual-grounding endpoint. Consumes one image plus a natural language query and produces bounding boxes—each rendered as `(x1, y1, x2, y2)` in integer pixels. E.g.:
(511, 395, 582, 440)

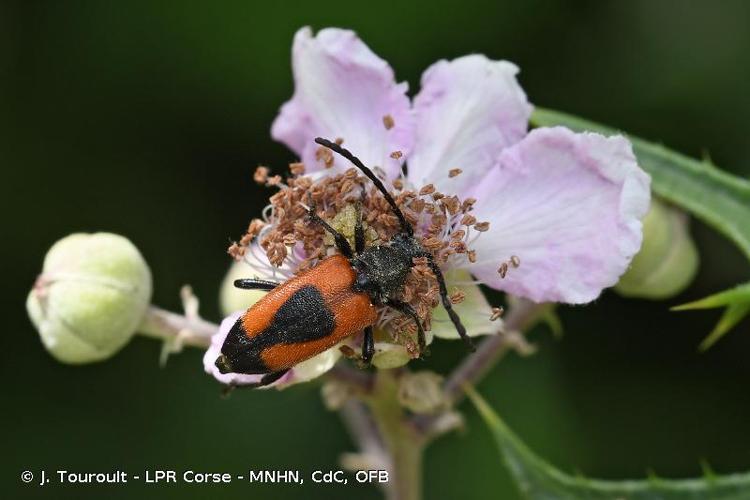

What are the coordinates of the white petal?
(431, 269, 500, 339)
(219, 240, 295, 316)
(271, 27, 414, 178)
(408, 55, 532, 195)
(203, 312, 263, 386)
(469, 127, 651, 304)
(273, 347, 342, 389)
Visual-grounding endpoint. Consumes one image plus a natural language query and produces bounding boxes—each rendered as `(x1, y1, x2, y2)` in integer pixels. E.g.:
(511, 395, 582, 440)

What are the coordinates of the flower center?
(228, 162, 493, 354)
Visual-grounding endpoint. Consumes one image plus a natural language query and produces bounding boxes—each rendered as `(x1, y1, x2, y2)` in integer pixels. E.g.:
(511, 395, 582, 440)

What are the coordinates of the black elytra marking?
(220, 285, 336, 374)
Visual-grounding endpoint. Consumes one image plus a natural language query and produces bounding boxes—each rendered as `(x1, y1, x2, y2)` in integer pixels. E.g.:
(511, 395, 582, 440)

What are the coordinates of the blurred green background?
(2, 1, 750, 499)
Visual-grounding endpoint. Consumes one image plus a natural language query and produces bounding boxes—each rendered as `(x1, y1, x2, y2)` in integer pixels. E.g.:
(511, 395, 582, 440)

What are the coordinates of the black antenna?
(314, 137, 412, 236)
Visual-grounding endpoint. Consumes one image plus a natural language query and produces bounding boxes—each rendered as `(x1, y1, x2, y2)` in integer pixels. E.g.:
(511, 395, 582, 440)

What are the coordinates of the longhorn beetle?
(215, 137, 475, 388)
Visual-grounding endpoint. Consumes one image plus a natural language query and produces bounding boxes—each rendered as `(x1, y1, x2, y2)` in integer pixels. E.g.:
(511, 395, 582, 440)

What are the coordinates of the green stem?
(365, 370, 425, 500)
(136, 305, 217, 348)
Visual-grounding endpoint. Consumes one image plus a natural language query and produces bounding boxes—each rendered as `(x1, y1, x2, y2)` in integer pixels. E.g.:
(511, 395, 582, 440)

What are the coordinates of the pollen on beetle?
(229, 159, 497, 359)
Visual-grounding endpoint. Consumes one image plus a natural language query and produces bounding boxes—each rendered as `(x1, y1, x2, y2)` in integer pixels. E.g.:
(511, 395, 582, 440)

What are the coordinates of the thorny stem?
(133, 298, 548, 500)
(364, 370, 425, 500)
(442, 297, 546, 404)
(411, 297, 547, 438)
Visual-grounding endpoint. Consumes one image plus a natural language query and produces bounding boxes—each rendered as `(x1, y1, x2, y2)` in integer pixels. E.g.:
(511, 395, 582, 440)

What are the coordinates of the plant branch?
(137, 305, 217, 348)
(443, 297, 546, 404)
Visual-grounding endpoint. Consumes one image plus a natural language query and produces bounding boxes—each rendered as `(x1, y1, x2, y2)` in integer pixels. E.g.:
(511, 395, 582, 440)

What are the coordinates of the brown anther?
(316, 146, 335, 168)
(431, 191, 445, 201)
(335, 137, 344, 145)
(282, 234, 296, 246)
(267, 175, 282, 186)
(383, 114, 395, 130)
(247, 218, 266, 237)
(461, 197, 477, 212)
(510, 255, 521, 268)
(498, 262, 508, 278)
(419, 184, 436, 196)
(461, 214, 477, 226)
(390, 151, 403, 160)
(449, 289, 466, 304)
(410, 198, 425, 213)
(412, 256, 428, 266)
(289, 162, 305, 176)
(294, 176, 312, 190)
(474, 221, 490, 232)
(392, 178, 404, 190)
(448, 168, 462, 178)
(442, 196, 460, 215)
(227, 243, 245, 260)
(490, 306, 504, 321)
(449, 241, 467, 253)
(431, 212, 447, 227)
(467, 249, 477, 263)
(450, 229, 466, 240)
(421, 237, 443, 251)
(253, 166, 270, 184)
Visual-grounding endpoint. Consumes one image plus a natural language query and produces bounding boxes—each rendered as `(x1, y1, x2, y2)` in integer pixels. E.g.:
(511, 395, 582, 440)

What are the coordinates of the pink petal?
(271, 27, 414, 178)
(203, 312, 263, 387)
(408, 55, 532, 195)
(469, 127, 651, 304)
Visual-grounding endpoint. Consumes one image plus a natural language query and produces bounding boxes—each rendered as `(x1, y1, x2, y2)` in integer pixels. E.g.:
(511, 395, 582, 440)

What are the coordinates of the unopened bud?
(616, 199, 699, 299)
(27, 233, 152, 363)
(397, 371, 447, 414)
(371, 342, 411, 369)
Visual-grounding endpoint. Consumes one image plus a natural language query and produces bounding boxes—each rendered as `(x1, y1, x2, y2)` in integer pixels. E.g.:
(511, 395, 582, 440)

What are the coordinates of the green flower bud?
(397, 371, 447, 414)
(616, 199, 699, 299)
(371, 341, 411, 369)
(27, 233, 152, 363)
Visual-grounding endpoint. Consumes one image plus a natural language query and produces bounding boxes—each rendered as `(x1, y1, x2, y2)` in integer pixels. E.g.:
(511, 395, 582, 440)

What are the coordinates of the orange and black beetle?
(215, 138, 474, 387)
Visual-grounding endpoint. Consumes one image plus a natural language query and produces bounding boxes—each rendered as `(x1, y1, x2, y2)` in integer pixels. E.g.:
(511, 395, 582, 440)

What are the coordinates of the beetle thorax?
(353, 240, 418, 305)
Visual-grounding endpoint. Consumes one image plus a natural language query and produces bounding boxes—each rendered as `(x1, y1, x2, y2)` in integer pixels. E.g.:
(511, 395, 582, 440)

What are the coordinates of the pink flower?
(206, 26, 650, 388)
(272, 27, 651, 304)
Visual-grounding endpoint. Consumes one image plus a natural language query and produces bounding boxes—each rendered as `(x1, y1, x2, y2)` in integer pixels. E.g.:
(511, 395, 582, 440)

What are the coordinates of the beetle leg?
(386, 299, 428, 356)
(306, 204, 354, 258)
(361, 326, 374, 365)
(233, 278, 279, 290)
(422, 254, 476, 352)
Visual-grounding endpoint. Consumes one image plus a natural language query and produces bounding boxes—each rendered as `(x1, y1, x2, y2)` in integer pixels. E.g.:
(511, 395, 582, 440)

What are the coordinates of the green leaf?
(467, 386, 750, 500)
(530, 107, 750, 347)
(672, 283, 750, 351)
